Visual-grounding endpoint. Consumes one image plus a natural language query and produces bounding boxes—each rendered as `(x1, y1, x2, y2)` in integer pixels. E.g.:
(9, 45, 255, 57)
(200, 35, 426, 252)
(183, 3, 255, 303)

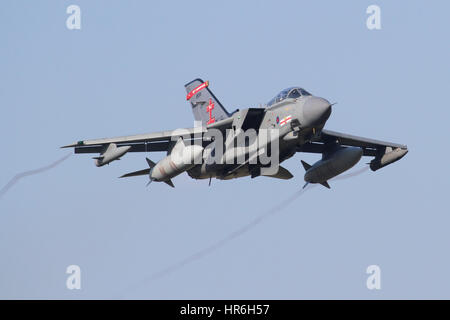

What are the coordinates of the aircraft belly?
(219, 166, 250, 180)
(187, 163, 220, 179)
(278, 139, 298, 163)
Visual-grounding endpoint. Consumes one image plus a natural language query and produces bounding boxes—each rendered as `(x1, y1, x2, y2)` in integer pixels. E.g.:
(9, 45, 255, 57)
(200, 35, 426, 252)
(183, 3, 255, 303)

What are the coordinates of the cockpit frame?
(267, 87, 312, 107)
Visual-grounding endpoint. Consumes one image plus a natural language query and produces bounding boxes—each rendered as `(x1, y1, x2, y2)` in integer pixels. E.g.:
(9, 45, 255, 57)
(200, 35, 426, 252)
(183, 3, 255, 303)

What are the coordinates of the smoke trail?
(152, 186, 312, 281)
(0, 153, 71, 199)
(120, 165, 369, 296)
(118, 186, 313, 297)
(332, 165, 369, 181)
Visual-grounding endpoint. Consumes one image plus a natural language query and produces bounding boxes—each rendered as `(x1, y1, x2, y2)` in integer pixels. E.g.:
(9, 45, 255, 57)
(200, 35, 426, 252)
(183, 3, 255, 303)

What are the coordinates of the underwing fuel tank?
(95, 143, 131, 167)
(302, 146, 363, 187)
(150, 143, 204, 182)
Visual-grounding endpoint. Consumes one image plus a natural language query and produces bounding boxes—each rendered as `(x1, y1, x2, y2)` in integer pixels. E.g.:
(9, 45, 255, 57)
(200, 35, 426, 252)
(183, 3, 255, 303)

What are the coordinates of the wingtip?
(61, 140, 85, 148)
(60, 144, 75, 149)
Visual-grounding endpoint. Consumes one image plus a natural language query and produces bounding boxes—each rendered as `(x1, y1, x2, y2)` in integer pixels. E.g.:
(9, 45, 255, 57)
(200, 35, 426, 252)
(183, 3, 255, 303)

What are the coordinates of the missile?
(94, 143, 131, 167)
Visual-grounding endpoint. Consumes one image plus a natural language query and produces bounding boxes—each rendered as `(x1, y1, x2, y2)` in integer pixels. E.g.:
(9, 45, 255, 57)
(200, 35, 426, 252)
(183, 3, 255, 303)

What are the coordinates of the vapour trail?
(333, 165, 369, 180)
(121, 165, 369, 295)
(119, 186, 313, 297)
(0, 153, 71, 199)
(151, 186, 312, 281)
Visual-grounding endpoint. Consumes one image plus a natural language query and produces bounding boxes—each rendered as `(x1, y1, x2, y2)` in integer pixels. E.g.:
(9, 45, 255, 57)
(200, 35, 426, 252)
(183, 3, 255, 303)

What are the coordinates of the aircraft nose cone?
(302, 97, 332, 127)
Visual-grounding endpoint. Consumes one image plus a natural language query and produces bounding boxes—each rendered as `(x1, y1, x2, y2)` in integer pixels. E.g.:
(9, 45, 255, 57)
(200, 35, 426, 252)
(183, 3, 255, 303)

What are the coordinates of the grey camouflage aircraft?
(62, 79, 408, 188)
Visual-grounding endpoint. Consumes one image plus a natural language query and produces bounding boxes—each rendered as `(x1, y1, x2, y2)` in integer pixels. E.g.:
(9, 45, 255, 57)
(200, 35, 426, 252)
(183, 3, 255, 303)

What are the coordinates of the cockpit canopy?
(267, 87, 311, 107)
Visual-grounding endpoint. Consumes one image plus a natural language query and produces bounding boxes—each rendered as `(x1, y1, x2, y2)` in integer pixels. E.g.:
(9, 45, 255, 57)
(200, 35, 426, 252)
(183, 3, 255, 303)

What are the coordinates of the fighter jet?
(62, 79, 408, 188)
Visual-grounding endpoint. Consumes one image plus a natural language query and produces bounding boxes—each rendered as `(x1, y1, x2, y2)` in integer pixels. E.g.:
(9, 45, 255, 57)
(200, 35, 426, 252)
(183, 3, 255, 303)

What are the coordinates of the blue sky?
(0, 0, 449, 299)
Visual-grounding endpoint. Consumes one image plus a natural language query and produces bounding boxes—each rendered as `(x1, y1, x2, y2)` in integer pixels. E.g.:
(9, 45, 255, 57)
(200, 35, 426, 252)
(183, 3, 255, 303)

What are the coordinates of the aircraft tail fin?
(185, 78, 230, 126)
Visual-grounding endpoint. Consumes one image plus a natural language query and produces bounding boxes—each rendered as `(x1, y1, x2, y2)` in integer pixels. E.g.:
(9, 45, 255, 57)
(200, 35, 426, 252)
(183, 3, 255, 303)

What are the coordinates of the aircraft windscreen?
(299, 88, 311, 96)
(267, 87, 311, 106)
